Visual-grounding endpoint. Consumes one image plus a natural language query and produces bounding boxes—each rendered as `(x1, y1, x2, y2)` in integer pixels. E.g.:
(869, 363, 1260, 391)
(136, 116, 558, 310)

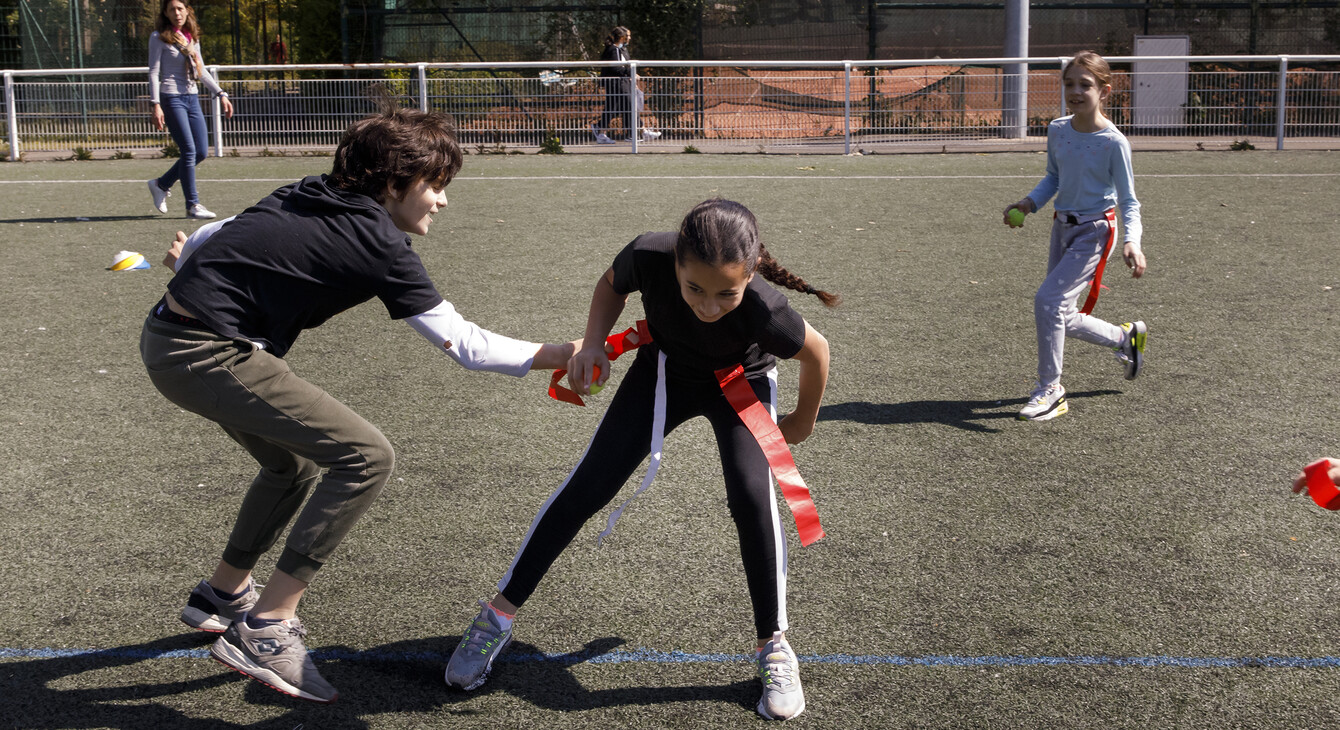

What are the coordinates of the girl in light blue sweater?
(1004, 50, 1149, 422)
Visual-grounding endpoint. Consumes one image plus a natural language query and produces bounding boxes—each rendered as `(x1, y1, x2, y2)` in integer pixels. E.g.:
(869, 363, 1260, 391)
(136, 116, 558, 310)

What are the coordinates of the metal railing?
(4, 56, 1339, 160)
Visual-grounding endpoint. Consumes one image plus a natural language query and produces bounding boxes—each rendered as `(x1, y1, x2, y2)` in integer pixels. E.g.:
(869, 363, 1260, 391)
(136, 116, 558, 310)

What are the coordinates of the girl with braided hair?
(446, 199, 836, 721)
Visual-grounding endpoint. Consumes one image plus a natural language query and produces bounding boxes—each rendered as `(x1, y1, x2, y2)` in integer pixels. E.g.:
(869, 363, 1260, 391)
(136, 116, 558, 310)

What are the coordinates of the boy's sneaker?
(187, 204, 217, 219)
(756, 632, 805, 720)
(445, 599, 513, 690)
(147, 180, 170, 214)
(210, 615, 338, 704)
(180, 578, 259, 633)
(1018, 383, 1068, 421)
(1116, 321, 1147, 380)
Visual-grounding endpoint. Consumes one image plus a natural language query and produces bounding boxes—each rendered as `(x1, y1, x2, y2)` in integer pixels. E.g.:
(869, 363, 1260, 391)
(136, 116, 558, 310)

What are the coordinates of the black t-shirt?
(610, 232, 807, 384)
(167, 175, 443, 357)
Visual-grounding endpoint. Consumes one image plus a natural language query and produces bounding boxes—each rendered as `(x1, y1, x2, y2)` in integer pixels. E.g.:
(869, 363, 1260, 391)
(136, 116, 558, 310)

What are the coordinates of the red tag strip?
(1078, 208, 1118, 316)
(548, 320, 652, 407)
(715, 364, 825, 547)
(1305, 459, 1340, 510)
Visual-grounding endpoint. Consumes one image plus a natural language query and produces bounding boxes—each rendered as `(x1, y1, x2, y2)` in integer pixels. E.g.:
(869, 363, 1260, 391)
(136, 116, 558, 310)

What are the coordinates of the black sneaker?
(210, 615, 338, 704)
(180, 578, 259, 633)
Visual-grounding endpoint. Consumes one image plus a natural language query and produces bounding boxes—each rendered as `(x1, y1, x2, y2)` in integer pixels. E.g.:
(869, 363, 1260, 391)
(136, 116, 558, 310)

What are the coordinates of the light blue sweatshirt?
(1026, 116, 1143, 249)
(148, 32, 223, 104)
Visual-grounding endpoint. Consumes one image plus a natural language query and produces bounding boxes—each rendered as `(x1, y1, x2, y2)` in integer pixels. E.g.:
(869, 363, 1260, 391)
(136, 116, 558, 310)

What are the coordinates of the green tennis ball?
(1007, 208, 1026, 227)
(589, 365, 603, 395)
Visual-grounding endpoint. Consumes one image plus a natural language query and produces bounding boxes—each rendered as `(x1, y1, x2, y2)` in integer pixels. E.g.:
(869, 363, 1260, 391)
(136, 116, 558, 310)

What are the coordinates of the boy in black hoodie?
(140, 106, 574, 704)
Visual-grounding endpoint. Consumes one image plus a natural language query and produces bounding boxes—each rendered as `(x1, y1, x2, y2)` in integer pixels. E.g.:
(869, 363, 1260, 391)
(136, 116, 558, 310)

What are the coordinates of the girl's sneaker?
(187, 204, 217, 219)
(147, 180, 170, 214)
(1018, 383, 1068, 421)
(445, 599, 513, 690)
(210, 615, 338, 704)
(1117, 321, 1147, 380)
(756, 632, 805, 720)
(180, 578, 259, 633)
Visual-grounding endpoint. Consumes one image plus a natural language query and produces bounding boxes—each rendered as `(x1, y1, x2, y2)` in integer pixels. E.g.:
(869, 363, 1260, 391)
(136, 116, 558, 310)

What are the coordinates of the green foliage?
(617, 0, 707, 60)
(161, 140, 180, 158)
(682, 144, 701, 153)
(538, 133, 565, 155)
(1231, 139, 1257, 151)
(227, 148, 242, 157)
(259, 147, 286, 157)
(111, 150, 134, 160)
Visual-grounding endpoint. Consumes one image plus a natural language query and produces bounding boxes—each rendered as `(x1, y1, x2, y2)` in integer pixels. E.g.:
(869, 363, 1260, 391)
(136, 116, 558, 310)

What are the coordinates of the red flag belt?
(1071, 208, 1118, 316)
(1305, 459, 1340, 510)
(548, 319, 824, 546)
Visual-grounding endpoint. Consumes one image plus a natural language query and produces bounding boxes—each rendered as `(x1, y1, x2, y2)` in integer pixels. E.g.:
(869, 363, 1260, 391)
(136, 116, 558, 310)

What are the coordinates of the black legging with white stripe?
(497, 347, 790, 639)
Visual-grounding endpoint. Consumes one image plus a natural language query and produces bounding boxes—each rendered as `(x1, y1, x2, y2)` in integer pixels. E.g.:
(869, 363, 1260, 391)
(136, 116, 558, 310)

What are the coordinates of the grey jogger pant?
(140, 313, 394, 583)
(1035, 215, 1125, 387)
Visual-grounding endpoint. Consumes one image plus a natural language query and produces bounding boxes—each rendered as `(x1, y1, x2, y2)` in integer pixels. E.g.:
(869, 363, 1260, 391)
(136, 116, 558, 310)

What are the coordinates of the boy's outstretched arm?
(778, 320, 829, 445)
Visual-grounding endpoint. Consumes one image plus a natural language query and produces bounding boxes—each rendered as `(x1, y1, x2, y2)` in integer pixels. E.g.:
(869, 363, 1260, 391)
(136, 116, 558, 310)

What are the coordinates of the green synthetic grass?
(0, 151, 1339, 728)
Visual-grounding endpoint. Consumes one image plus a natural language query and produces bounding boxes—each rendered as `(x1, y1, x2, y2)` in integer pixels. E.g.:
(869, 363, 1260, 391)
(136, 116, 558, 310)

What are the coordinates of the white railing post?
(629, 60, 639, 153)
(1276, 55, 1289, 151)
(1058, 57, 1068, 118)
(210, 65, 224, 157)
(4, 72, 17, 161)
(417, 63, 428, 111)
(843, 62, 852, 154)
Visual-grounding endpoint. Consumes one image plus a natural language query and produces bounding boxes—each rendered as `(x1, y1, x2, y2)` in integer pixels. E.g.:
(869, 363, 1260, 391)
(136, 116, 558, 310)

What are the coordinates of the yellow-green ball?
(1007, 208, 1026, 227)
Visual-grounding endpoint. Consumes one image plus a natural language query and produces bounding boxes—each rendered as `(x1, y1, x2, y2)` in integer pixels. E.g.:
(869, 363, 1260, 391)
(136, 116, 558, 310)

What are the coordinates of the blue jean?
(156, 93, 210, 208)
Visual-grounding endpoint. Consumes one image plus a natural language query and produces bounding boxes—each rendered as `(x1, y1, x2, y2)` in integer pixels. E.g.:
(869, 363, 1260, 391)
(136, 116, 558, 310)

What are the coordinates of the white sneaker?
(147, 180, 170, 214)
(595, 133, 615, 145)
(642, 129, 662, 141)
(756, 632, 805, 720)
(1018, 383, 1068, 421)
(187, 204, 217, 219)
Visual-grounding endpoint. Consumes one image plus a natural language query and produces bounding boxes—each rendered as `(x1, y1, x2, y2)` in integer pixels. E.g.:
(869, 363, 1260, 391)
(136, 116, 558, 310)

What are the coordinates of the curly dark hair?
(675, 199, 840, 308)
(328, 102, 463, 202)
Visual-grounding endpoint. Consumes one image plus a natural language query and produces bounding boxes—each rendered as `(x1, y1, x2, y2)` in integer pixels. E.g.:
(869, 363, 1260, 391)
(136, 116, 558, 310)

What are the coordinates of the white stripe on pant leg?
(597, 350, 668, 546)
(767, 366, 789, 633)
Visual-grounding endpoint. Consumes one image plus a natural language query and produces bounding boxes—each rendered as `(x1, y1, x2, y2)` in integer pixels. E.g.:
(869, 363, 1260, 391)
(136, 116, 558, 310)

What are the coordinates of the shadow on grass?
(0, 215, 160, 224)
(818, 389, 1123, 433)
(0, 633, 754, 728)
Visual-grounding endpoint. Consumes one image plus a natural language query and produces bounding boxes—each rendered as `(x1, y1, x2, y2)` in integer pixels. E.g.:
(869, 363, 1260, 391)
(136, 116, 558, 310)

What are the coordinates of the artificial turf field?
(0, 149, 1338, 728)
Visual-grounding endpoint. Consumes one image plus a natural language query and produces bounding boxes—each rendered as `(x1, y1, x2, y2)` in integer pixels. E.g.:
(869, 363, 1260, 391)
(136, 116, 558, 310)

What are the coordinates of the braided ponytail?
(757, 246, 841, 307)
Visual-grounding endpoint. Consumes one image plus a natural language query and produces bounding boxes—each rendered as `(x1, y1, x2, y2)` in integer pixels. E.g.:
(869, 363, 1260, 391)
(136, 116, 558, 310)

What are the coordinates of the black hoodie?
(167, 175, 444, 357)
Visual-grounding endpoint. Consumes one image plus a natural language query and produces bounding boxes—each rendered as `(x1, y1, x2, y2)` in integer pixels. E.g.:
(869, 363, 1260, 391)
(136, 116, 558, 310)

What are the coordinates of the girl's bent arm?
(779, 320, 829, 445)
(569, 268, 629, 393)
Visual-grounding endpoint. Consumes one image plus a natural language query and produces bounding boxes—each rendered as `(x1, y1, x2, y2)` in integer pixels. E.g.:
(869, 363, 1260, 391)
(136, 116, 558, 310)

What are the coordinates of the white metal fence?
(3, 56, 1339, 160)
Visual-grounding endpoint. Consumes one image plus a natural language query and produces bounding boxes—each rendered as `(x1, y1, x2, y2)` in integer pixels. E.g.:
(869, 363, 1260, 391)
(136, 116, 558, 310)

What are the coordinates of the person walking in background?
(1002, 50, 1148, 422)
(147, 0, 234, 220)
(590, 26, 660, 144)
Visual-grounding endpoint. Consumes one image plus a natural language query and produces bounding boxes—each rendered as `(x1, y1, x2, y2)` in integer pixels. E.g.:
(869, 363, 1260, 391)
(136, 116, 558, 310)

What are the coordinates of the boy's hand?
(1123, 242, 1147, 278)
(163, 230, 188, 270)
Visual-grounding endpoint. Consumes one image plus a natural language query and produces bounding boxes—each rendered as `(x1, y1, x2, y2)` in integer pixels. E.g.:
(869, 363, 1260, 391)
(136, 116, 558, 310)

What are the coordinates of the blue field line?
(3, 646, 1339, 669)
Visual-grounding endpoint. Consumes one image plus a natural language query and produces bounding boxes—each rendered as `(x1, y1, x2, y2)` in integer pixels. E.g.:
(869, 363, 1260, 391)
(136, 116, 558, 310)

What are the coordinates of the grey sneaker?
(210, 615, 338, 704)
(445, 599, 512, 690)
(756, 632, 805, 720)
(1116, 321, 1147, 380)
(187, 203, 217, 219)
(180, 578, 259, 633)
(147, 179, 170, 214)
(1018, 382, 1068, 421)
